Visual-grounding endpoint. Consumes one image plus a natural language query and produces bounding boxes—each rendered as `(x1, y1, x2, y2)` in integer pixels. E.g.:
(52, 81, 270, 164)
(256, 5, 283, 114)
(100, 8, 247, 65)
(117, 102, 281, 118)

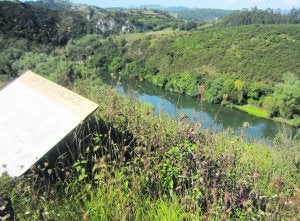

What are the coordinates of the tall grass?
(1, 77, 299, 220)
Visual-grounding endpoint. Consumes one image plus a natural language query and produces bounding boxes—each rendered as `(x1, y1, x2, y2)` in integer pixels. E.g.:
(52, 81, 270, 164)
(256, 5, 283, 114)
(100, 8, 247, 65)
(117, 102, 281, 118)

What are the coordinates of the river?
(103, 75, 296, 140)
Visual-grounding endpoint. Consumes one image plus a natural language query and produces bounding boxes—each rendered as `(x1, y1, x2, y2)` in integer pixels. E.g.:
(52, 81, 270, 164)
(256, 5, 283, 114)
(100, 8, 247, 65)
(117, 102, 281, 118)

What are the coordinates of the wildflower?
(198, 85, 205, 97)
(224, 192, 231, 204)
(44, 162, 49, 168)
(242, 122, 250, 129)
(47, 169, 53, 175)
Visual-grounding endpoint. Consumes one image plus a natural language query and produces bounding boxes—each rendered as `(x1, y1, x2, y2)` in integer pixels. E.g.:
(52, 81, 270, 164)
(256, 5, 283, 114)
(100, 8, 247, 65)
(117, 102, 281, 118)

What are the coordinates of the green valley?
(81, 24, 300, 125)
(0, 1, 300, 220)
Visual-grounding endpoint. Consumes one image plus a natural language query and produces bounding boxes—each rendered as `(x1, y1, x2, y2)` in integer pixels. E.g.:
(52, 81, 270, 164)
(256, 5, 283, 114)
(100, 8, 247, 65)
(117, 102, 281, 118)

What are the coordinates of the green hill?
(116, 25, 300, 82)
(1, 0, 299, 122)
(133, 5, 233, 22)
(222, 7, 300, 26)
(0, 1, 88, 45)
(0, 1, 186, 44)
(26, 0, 106, 12)
(0, 2, 300, 220)
(98, 24, 300, 121)
(167, 7, 232, 22)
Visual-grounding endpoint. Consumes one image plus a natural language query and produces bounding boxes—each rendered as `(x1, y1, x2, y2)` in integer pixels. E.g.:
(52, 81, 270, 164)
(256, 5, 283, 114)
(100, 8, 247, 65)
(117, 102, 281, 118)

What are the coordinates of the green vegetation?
(0, 1, 300, 219)
(2, 1, 300, 124)
(109, 6, 232, 22)
(0, 1, 88, 45)
(103, 24, 300, 124)
(26, 0, 106, 11)
(168, 8, 232, 22)
(223, 7, 300, 26)
(0, 1, 188, 45)
(1, 71, 300, 220)
(236, 105, 269, 118)
(113, 24, 300, 81)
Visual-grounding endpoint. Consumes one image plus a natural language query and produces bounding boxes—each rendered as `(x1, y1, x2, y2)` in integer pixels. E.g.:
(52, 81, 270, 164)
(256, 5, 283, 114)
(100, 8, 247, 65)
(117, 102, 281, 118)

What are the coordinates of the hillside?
(0, 2, 300, 220)
(0, 31, 300, 219)
(167, 7, 232, 22)
(120, 25, 300, 121)
(26, 0, 106, 12)
(1, 1, 299, 122)
(0, 1, 186, 45)
(116, 25, 300, 82)
(0, 1, 87, 45)
(94, 24, 300, 122)
(133, 5, 233, 22)
(222, 7, 300, 26)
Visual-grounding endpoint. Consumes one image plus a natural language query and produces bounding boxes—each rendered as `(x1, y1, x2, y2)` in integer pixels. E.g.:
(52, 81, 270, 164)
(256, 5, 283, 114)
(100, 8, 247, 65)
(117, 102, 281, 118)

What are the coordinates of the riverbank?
(1, 77, 300, 220)
(104, 75, 287, 139)
(236, 104, 300, 127)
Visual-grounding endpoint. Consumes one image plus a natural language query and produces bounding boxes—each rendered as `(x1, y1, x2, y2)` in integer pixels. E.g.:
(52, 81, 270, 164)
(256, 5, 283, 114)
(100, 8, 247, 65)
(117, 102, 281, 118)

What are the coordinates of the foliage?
(222, 7, 300, 26)
(0, 4, 300, 219)
(1, 77, 299, 219)
(269, 73, 300, 119)
(236, 105, 269, 118)
(103, 24, 300, 121)
(2, 2, 300, 123)
(0, 1, 187, 46)
(26, 0, 92, 11)
(169, 8, 232, 22)
(2, 55, 300, 219)
(165, 72, 202, 96)
(0, 1, 88, 45)
(116, 24, 300, 82)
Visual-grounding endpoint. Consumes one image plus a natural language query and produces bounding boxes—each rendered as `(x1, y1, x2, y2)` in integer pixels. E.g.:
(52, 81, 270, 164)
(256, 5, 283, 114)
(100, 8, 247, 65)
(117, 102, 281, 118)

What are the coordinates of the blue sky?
(69, 0, 300, 9)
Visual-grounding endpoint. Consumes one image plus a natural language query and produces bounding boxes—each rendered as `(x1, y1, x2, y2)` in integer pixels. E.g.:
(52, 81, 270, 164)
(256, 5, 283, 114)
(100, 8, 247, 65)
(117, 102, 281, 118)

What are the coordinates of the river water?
(103, 75, 295, 140)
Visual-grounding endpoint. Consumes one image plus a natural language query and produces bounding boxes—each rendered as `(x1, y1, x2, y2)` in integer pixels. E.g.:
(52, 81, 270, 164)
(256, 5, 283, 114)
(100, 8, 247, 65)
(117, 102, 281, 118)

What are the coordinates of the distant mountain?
(168, 8, 233, 22)
(26, 0, 107, 13)
(24, 1, 231, 23)
(133, 5, 233, 22)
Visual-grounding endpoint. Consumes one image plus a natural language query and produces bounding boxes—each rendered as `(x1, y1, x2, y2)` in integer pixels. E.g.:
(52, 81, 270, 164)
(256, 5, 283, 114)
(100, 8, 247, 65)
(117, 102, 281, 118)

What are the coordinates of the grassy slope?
(1, 75, 299, 220)
(236, 105, 269, 118)
(236, 105, 300, 127)
(119, 24, 300, 81)
(0, 8, 299, 218)
(113, 24, 300, 125)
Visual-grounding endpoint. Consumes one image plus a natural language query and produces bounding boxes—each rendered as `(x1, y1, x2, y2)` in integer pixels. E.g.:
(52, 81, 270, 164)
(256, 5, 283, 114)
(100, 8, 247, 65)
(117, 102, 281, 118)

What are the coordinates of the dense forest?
(223, 7, 300, 26)
(0, 1, 300, 220)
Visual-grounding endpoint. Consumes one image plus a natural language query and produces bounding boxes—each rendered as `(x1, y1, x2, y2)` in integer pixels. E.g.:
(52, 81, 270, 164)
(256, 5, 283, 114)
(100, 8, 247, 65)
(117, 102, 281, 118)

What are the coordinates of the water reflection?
(104, 76, 286, 140)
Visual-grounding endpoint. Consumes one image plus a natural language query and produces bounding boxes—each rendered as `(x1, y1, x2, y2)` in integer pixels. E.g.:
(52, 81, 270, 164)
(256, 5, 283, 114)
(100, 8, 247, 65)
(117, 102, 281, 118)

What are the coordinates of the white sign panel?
(0, 71, 99, 177)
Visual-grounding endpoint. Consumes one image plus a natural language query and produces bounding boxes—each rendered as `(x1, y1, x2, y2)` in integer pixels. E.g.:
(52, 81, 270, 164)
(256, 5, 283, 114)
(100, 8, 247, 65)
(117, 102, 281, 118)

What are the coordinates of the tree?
(234, 79, 247, 103)
(272, 73, 300, 118)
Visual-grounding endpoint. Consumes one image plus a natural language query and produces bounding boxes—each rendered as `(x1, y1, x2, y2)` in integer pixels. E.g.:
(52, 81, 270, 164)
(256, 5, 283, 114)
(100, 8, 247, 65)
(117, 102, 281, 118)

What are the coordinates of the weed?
(0, 79, 299, 220)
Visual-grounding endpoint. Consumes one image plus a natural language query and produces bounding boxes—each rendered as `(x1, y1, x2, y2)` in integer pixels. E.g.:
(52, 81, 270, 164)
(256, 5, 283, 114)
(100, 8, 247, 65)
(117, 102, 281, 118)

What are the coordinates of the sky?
(70, 0, 300, 9)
